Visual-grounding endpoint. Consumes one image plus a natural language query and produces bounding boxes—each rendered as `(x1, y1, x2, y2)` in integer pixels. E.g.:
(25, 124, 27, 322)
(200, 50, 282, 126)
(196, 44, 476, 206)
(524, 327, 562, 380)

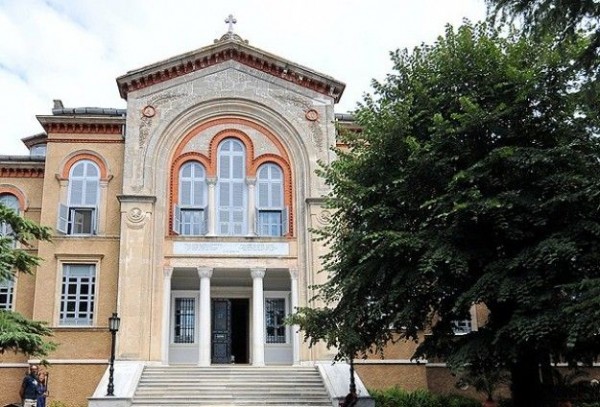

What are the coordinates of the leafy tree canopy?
(487, 0, 600, 73)
(0, 204, 55, 357)
(292, 21, 600, 405)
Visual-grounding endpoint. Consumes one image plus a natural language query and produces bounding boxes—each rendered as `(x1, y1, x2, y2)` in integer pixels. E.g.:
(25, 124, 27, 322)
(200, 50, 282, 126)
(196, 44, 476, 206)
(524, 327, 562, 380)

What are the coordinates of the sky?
(0, 0, 487, 155)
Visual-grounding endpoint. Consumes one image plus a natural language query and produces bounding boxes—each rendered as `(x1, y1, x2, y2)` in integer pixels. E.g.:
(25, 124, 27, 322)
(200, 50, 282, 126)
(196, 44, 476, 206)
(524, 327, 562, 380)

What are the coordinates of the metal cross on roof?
(225, 14, 237, 34)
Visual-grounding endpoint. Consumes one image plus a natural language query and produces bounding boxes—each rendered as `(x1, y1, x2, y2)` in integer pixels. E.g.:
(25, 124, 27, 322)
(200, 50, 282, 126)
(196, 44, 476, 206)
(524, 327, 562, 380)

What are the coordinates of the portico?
(162, 264, 299, 366)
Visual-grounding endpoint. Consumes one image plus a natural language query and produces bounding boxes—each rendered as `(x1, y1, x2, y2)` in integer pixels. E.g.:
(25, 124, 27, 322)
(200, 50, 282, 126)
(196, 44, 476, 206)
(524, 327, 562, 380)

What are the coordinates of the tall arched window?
(256, 163, 287, 236)
(217, 139, 246, 235)
(0, 193, 19, 238)
(58, 160, 100, 235)
(0, 193, 19, 309)
(173, 161, 207, 235)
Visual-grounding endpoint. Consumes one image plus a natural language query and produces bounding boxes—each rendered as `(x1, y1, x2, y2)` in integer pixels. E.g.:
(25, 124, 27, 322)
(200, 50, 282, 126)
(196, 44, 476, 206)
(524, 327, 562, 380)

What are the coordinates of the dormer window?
(30, 144, 47, 157)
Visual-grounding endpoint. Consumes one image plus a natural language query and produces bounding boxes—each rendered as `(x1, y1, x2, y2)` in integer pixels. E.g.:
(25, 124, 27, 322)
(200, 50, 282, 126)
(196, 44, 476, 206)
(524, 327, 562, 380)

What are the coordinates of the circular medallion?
(127, 207, 145, 223)
(142, 105, 156, 118)
(305, 109, 319, 121)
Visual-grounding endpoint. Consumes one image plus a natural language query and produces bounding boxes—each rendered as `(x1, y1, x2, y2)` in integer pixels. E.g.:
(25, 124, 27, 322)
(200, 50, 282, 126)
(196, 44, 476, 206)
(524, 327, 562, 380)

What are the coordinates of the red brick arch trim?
(169, 117, 295, 237)
(172, 117, 291, 171)
(0, 185, 28, 210)
(60, 153, 109, 181)
(209, 129, 255, 177)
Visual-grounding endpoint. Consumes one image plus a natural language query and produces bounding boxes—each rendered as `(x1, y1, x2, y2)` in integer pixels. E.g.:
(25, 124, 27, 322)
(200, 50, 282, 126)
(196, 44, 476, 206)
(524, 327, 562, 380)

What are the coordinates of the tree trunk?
(510, 348, 544, 407)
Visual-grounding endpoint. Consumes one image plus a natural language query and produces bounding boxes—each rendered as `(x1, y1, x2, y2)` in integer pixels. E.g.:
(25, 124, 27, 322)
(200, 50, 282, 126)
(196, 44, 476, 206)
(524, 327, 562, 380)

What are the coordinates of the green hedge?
(369, 388, 480, 407)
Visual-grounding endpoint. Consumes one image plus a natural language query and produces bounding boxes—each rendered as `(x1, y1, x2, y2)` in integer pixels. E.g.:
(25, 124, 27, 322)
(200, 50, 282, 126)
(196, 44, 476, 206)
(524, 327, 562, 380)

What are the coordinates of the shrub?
(370, 387, 479, 407)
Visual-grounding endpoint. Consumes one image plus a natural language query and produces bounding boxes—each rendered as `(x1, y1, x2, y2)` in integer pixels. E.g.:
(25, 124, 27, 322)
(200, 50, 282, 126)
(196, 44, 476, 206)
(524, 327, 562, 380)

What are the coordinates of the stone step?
(132, 404, 332, 407)
(131, 366, 332, 407)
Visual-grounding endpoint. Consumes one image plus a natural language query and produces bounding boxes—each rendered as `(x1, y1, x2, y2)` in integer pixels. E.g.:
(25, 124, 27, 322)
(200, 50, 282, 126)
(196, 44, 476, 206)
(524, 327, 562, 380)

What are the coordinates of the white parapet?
(317, 362, 375, 407)
(87, 361, 146, 407)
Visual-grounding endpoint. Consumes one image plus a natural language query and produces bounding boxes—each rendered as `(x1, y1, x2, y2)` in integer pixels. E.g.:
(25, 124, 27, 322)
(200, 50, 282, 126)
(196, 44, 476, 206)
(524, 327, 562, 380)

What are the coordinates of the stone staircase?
(130, 365, 334, 407)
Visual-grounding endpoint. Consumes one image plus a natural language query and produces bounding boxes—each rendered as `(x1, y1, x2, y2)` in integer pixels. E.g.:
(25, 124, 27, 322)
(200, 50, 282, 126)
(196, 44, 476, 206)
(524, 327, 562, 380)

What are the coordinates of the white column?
(161, 267, 173, 365)
(246, 177, 257, 236)
(198, 267, 213, 366)
(289, 267, 300, 365)
(207, 178, 217, 236)
(251, 267, 266, 366)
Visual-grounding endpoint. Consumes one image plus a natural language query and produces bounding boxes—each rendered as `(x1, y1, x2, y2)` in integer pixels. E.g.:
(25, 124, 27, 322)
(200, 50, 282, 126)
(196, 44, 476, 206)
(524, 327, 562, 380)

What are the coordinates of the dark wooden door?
(211, 298, 231, 363)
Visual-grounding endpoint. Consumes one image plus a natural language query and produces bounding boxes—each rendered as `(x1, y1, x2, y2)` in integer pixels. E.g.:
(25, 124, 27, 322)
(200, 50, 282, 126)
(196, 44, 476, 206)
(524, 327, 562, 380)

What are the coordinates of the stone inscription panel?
(174, 241, 289, 256)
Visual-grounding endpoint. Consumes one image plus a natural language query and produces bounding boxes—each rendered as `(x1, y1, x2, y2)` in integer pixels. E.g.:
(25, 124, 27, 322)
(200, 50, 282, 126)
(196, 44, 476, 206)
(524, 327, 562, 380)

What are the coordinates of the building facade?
(0, 31, 473, 405)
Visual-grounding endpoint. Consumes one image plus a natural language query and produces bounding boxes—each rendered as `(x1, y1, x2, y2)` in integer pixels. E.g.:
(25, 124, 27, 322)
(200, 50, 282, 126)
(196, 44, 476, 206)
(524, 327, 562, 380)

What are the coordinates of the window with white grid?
(452, 319, 473, 335)
(60, 264, 96, 326)
(173, 161, 207, 236)
(1, 194, 19, 246)
(0, 278, 14, 310)
(256, 164, 286, 237)
(217, 139, 247, 235)
(57, 160, 100, 235)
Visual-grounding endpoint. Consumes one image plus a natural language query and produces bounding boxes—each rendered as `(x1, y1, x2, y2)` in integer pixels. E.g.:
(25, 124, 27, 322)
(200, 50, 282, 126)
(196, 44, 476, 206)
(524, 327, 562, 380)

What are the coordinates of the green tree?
(486, 0, 600, 71)
(292, 22, 600, 407)
(0, 203, 55, 357)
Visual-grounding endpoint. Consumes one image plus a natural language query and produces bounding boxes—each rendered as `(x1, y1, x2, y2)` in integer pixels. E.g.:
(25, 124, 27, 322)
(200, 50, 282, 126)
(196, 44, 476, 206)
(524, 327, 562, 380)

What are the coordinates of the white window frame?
(0, 193, 20, 247)
(59, 263, 96, 326)
(452, 319, 473, 335)
(173, 162, 208, 236)
(57, 160, 100, 235)
(264, 293, 289, 344)
(0, 278, 14, 310)
(217, 139, 247, 236)
(256, 163, 287, 237)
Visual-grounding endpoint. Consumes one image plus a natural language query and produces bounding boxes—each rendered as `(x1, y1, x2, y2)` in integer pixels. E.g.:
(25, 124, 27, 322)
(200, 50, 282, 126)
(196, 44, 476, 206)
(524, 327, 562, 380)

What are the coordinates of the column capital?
(288, 267, 299, 279)
(206, 177, 217, 185)
(246, 177, 257, 186)
(163, 266, 174, 279)
(197, 267, 213, 279)
(250, 267, 266, 279)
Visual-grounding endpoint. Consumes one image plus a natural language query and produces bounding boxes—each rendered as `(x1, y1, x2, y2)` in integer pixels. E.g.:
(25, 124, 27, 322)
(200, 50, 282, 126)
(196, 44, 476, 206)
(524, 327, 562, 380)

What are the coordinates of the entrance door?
(212, 298, 231, 363)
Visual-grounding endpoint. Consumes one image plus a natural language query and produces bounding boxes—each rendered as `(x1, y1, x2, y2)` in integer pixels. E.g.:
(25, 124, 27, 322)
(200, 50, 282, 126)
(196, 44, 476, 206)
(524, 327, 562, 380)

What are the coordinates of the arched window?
(173, 161, 207, 235)
(256, 163, 287, 236)
(217, 139, 247, 235)
(58, 160, 100, 235)
(0, 193, 19, 309)
(0, 193, 19, 238)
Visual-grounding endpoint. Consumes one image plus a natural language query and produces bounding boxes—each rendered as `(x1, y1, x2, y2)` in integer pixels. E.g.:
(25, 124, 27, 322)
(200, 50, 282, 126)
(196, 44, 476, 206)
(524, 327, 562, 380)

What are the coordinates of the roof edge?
(116, 38, 346, 102)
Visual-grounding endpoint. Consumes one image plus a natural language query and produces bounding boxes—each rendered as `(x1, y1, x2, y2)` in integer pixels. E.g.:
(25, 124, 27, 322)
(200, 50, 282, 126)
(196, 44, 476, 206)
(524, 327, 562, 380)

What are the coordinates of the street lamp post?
(106, 312, 120, 396)
(349, 357, 356, 394)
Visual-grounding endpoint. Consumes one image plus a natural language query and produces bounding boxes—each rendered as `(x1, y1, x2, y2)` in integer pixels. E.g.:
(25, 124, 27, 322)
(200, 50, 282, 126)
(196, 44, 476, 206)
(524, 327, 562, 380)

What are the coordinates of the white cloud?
(0, 0, 486, 155)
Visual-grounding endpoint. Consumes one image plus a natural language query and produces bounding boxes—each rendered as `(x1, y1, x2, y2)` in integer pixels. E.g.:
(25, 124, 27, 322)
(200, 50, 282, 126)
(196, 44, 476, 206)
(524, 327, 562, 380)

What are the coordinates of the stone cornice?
(37, 115, 125, 135)
(0, 161, 45, 178)
(116, 39, 346, 102)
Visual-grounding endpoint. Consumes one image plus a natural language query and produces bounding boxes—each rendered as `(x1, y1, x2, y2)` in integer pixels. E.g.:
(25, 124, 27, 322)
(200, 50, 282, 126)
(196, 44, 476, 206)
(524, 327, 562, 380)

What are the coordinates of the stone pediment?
(116, 35, 345, 102)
